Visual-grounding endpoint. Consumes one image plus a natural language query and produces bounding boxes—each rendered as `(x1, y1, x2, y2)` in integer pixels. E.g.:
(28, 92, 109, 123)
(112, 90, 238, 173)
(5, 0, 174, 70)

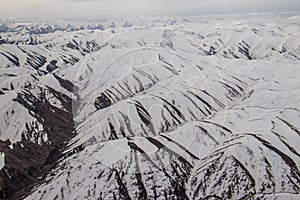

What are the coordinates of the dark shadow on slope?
(0, 76, 79, 199)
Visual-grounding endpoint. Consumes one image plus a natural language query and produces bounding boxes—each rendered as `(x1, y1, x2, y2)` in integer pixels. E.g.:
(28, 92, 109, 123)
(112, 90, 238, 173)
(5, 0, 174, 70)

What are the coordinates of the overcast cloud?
(0, 0, 300, 19)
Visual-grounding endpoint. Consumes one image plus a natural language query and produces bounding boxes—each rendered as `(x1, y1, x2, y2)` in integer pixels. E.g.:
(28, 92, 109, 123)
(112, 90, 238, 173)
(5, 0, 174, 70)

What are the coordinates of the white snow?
(0, 13, 299, 200)
(0, 152, 5, 171)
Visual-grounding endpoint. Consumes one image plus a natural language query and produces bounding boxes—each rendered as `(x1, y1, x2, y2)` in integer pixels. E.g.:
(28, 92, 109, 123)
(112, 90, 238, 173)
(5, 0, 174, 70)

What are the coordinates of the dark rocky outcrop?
(0, 79, 78, 199)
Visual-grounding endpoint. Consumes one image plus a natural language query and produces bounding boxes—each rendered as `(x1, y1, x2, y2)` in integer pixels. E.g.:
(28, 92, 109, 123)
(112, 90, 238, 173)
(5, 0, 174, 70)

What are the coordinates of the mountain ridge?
(0, 13, 299, 199)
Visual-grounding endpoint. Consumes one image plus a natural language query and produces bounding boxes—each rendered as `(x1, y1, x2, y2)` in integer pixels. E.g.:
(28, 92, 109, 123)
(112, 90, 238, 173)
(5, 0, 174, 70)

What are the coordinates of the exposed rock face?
(0, 13, 300, 199)
(0, 77, 78, 199)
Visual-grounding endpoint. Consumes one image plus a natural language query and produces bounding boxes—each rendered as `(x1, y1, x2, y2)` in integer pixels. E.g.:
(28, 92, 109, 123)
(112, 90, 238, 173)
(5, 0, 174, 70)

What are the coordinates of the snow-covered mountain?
(0, 13, 300, 199)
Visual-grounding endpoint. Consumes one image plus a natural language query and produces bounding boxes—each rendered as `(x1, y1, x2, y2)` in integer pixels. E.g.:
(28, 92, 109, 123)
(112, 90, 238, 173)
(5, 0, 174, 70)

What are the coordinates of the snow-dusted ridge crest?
(0, 13, 299, 199)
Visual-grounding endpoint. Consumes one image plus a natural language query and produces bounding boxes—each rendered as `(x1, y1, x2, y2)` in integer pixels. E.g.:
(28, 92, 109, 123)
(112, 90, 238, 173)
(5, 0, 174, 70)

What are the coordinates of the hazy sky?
(0, 0, 300, 19)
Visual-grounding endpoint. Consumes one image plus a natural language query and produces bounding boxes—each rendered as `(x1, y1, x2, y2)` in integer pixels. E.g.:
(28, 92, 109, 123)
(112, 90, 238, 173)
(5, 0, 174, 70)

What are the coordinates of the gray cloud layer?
(0, 0, 300, 19)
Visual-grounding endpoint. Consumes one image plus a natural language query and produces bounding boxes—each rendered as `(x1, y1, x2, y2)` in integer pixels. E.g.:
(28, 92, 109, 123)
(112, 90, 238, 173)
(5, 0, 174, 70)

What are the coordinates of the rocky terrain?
(0, 13, 299, 199)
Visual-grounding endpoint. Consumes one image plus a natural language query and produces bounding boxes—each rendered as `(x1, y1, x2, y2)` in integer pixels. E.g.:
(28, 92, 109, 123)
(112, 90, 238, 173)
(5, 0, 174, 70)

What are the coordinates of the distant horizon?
(1, 10, 300, 22)
(0, 0, 300, 20)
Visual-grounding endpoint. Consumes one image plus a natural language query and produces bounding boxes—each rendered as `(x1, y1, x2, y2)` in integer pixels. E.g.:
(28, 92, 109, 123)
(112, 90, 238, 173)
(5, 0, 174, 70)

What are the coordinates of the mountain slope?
(0, 13, 299, 199)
